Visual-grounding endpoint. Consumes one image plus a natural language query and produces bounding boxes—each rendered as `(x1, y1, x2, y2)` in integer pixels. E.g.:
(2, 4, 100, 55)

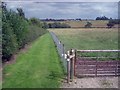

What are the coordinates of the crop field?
(46, 20, 119, 28)
(49, 28, 118, 51)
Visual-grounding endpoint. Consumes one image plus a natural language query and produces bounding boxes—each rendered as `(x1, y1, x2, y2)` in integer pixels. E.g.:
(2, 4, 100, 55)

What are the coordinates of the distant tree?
(17, 8, 25, 18)
(107, 19, 115, 28)
(48, 22, 71, 28)
(76, 18, 81, 21)
(85, 22, 92, 28)
(96, 16, 109, 20)
(29, 18, 43, 28)
(42, 22, 49, 29)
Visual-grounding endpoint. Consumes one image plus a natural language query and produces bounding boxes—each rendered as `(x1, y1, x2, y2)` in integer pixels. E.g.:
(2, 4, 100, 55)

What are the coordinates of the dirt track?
(61, 76, 119, 88)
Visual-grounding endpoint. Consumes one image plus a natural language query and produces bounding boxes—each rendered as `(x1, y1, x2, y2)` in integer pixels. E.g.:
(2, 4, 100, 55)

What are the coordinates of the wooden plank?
(76, 62, 97, 65)
(76, 65, 96, 69)
(97, 65, 116, 68)
(76, 74, 95, 77)
(76, 69, 96, 72)
(97, 71, 116, 74)
(97, 68, 116, 71)
(77, 50, 120, 52)
(76, 71, 96, 74)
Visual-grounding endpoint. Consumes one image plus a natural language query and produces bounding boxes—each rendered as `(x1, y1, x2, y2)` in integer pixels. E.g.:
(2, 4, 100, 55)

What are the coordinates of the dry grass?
(46, 20, 110, 28)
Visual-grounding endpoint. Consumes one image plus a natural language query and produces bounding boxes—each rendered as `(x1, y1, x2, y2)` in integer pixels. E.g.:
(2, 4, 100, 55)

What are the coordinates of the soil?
(61, 76, 119, 88)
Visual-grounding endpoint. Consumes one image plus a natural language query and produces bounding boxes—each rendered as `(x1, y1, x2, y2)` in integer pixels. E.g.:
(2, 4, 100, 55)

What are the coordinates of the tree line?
(2, 3, 47, 61)
(44, 22, 71, 28)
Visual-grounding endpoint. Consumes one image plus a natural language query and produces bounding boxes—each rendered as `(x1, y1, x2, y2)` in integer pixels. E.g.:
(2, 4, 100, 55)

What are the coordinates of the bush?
(85, 22, 92, 28)
(2, 3, 47, 61)
(2, 21, 18, 61)
(48, 22, 71, 28)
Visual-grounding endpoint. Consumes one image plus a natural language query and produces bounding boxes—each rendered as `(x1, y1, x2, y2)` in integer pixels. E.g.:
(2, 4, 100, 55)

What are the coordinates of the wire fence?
(50, 31, 120, 83)
(50, 32, 67, 72)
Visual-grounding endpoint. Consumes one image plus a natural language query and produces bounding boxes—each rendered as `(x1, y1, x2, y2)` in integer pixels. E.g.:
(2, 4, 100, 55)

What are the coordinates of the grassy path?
(3, 33, 64, 88)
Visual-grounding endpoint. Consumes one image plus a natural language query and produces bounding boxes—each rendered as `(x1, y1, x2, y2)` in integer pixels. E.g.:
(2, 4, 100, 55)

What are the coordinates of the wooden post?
(74, 49, 77, 77)
(96, 52, 98, 77)
(70, 49, 72, 80)
(70, 49, 75, 81)
(67, 51, 70, 83)
(71, 49, 75, 80)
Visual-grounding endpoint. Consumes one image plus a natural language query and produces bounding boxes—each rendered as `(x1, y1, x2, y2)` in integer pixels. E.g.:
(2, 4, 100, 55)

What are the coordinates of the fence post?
(62, 44, 64, 58)
(70, 49, 75, 81)
(74, 49, 77, 76)
(67, 51, 70, 83)
(72, 49, 75, 80)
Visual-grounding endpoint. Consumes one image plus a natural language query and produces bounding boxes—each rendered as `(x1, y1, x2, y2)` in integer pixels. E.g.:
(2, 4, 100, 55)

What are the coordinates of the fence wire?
(50, 32, 67, 72)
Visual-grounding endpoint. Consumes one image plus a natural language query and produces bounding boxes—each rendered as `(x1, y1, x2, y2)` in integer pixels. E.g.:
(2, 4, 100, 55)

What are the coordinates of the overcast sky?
(5, 1, 119, 19)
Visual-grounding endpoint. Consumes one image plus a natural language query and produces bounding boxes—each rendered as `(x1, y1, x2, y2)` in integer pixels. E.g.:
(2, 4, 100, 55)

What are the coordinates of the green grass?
(49, 28, 118, 59)
(49, 28, 118, 51)
(3, 33, 64, 88)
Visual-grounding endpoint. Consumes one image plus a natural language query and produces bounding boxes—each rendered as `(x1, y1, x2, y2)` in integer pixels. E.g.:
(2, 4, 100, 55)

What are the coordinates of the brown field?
(46, 20, 118, 28)
(46, 20, 104, 28)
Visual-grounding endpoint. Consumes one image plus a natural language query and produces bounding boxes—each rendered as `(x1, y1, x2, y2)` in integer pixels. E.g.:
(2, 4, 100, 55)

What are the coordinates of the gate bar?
(77, 50, 120, 52)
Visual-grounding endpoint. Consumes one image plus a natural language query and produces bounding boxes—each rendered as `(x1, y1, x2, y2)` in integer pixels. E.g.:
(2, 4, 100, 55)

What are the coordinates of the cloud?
(3, 0, 120, 2)
(5, 2, 118, 19)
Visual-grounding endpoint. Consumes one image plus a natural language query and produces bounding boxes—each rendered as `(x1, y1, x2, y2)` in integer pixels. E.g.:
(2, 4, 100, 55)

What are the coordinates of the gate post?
(67, 51, 70, 83)
(70, 49, 75, 81)
(74, 49, 77, 76)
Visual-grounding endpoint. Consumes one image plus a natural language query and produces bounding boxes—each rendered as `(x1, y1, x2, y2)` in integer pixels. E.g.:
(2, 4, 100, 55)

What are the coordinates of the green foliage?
(85, 22, 92, 28)
(3, 34, 64, 88)
(29, 18, 44, 28)
(48, 22, 71, 28)
(17, 8, 25, 18)
(42, 22, 49, 29)
(26, 25, 47, 42)
(7, 11, 29, 48)
(107, 19, 115, 28)
(2, 21, 18, 60)
(2, 3, 47, 61)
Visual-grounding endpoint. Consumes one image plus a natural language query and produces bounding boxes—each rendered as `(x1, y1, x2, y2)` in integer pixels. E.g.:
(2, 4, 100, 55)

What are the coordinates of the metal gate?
(75, 50, 120, 77)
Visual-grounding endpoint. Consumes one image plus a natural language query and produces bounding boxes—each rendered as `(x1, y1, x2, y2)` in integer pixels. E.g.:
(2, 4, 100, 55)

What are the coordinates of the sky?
(4, 1, 119, 19)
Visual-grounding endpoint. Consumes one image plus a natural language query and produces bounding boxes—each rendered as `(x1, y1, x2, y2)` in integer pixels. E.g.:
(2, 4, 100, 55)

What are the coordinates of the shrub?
(2, 3, 47, 61)
(48, 22, 71, 28)
(85, 22, 92, 28)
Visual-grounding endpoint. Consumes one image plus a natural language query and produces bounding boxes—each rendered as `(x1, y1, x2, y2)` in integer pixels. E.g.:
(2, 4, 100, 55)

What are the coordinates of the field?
(49, 28, 118, 51)
(3, 33, 64, 88)
(46, 20, 118, 28)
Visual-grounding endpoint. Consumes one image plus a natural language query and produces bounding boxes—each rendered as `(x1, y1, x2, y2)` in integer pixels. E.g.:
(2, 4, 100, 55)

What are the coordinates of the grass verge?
(3, 33, 64, 88)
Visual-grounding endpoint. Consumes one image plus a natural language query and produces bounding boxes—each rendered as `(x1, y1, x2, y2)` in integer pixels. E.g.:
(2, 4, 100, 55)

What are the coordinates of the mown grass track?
(3, 33, 64, 88)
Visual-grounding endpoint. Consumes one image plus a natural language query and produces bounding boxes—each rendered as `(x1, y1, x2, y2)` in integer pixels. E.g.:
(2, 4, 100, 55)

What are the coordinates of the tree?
(42, 22, 49, 29)
(2, 3, 47, 61)
(2, 20, 18, 61)
(96, 16, 109, 20)
(85, 22, 92, 28)
(17, 8, 25, 18)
